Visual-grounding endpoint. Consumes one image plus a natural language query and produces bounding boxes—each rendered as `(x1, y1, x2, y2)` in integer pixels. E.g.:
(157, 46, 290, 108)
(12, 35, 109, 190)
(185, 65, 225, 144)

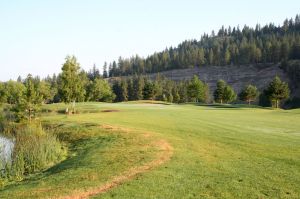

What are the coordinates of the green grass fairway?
(1, 102, 300, 198)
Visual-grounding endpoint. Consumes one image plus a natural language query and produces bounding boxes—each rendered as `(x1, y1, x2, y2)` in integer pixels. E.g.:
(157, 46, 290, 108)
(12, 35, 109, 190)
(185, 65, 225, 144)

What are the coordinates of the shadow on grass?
(45, 135, 114, 175)
(125, 100, 172, 105)
(6, 133, 117, 188)
(198, 104, 241, 109)
(194, 103, 273, 110)
(2, 123, 117, 188)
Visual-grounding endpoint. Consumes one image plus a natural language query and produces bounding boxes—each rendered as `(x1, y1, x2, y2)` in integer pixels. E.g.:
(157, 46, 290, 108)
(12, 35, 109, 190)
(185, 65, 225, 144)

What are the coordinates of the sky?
(0, 0, 299, 81)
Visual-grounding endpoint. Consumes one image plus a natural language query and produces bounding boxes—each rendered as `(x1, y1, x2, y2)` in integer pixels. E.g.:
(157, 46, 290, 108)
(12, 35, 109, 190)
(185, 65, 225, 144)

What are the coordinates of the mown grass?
(1, 102, 300, 198)
(0, 115, 160, 198)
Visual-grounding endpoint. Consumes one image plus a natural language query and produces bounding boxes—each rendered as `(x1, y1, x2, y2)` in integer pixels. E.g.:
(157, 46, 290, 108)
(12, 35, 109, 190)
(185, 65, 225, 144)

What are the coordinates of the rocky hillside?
(108, 62, 300, 106)
(145, 64, 291, 95)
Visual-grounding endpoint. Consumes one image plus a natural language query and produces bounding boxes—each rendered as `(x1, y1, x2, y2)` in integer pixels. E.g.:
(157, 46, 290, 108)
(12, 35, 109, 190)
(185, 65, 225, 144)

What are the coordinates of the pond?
(0, 135, 14, 168)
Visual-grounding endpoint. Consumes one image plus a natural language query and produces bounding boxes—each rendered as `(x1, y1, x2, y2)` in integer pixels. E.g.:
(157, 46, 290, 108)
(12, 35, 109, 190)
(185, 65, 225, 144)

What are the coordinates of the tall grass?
(0, 123, 66, 182)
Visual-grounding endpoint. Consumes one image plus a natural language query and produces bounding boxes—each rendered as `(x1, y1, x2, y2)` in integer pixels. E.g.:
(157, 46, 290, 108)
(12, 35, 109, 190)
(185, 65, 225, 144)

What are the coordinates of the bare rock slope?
(146, 64, 290, 94)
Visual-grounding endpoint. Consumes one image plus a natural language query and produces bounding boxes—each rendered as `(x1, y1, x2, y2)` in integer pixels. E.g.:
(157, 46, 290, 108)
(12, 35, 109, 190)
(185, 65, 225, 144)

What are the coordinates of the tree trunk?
(276, 100, 279, 108)
(72, 100, 76, 114)
(29, 108, 32, 123)
(220, 99, 223, 104)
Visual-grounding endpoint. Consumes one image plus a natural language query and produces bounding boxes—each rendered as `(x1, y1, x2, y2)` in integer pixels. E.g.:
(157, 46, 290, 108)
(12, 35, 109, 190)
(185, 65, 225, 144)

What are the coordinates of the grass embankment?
(0, 109, 166, 198)
(1, 102, 300, 198)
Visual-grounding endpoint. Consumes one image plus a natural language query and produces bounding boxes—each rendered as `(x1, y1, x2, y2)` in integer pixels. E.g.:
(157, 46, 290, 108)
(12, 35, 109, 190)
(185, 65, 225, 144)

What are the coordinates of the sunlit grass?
(1, 102, 300, 198)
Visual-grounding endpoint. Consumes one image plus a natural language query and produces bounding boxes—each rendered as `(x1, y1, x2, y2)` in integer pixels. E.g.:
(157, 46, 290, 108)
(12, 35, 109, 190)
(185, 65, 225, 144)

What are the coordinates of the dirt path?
(57, 128, 173, 199)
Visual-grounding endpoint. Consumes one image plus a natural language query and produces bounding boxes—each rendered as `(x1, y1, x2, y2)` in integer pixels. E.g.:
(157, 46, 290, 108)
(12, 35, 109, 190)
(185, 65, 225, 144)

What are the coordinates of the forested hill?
(105, 14, 300, 77)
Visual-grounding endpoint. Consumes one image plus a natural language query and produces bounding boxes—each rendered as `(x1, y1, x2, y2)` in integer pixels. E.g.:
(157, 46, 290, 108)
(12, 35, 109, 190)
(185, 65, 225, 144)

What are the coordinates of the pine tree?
(103, 62, 108, 78)
(224, 49, 231, 65)
(177, 81, 188, 103)
(112, 80, 122, 102)
(17, 74, 43, 122)
(112, 79, 128, 102)
(208, 49, 214, 65)
(239, 85, 259, 105)
(264, 76, 290, 108)
(96, 14, 300, 75)
(198, 48, 205, 66)
(127, 77, 135, 101)
(281, 40, 290, 61)
(187, 75, 206, 102)
(112, 61, 117, 77)
(120, 79, 128, 101)
(214, 80, 226, 103)
(143, 81, 156, 100)
(17, 76, 22, 83)
(87, 64, 101, 81)
(172, 87, 180, 103)
(153, 74, 163, 100)
(108, 63, 113, 77)
(132, 75, 144, 100)
(223, 85, 236, 103)
(167, 93, 173, 103)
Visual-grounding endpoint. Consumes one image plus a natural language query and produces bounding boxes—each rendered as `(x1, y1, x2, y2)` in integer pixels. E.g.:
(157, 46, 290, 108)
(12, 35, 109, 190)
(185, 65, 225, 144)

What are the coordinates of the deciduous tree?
(59, 55, 85, 113)
(87, 78, 115, 102)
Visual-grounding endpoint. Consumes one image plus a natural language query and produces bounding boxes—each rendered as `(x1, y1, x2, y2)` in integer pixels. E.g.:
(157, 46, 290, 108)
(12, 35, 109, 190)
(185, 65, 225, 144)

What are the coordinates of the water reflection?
(0, 136, 14, 168)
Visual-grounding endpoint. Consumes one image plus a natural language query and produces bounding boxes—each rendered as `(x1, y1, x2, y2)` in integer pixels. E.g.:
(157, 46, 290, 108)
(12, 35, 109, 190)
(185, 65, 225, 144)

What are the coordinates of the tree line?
(111, 74, 289, 108)
(105, 14, 300, 77)
(0, 55, 290, 123)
